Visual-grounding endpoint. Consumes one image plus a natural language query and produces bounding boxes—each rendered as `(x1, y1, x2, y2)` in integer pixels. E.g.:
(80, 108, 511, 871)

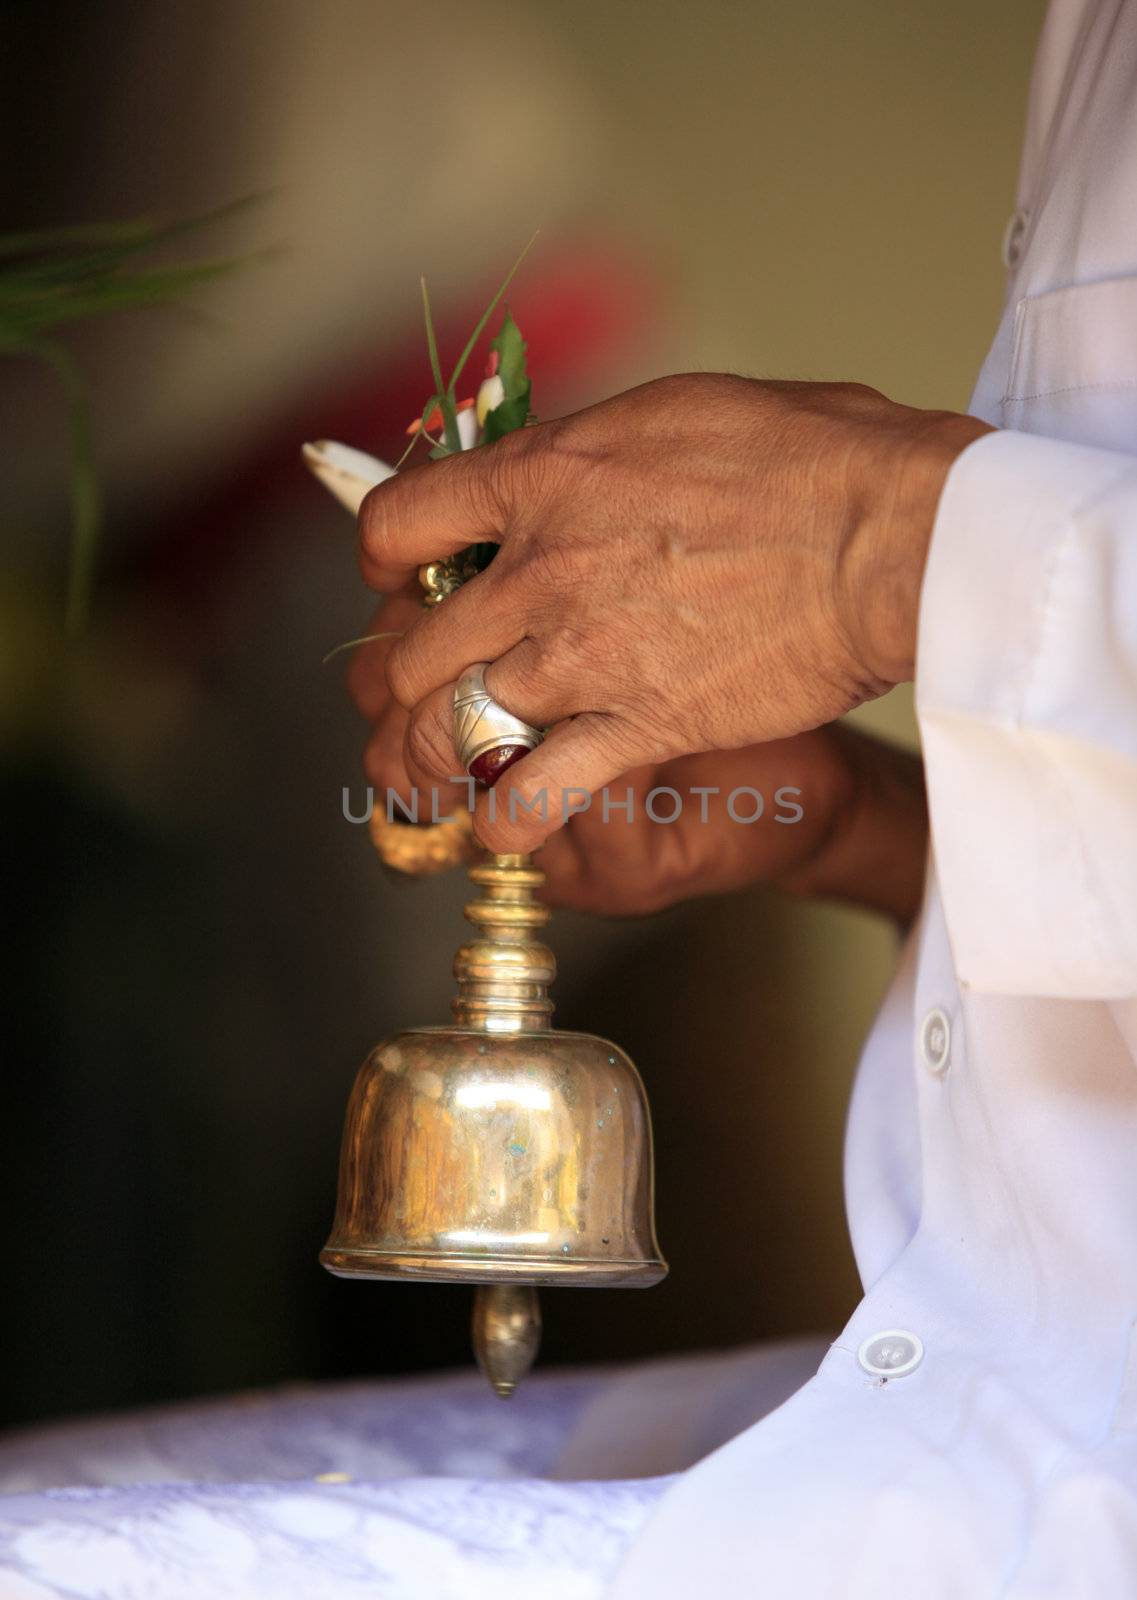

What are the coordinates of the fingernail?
(301, 439, 396, 515)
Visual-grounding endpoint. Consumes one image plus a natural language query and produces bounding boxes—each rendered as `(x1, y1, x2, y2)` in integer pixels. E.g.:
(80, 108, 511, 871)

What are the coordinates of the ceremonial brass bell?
(321, 852, 667, 1395)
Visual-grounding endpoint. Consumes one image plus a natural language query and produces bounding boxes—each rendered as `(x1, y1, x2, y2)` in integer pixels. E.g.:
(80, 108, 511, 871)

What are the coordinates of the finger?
(533, 825, 632, 915)
(363, 702, 414, 797)
(385, 565, 529, 711)
(402, 683, 468, 808)
(472, 714, 641, 855)
(532, 827, 589, 908)
(346, 585, 424, 718)
(364, 700, 473, 825)
(358, 432, 536, 591)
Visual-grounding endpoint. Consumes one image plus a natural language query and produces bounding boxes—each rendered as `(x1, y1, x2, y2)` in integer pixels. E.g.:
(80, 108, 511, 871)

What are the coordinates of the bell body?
(320, 1022, 665, 1287)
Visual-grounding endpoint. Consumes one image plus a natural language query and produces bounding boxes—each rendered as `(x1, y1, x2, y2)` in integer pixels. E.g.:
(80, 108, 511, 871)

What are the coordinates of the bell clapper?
(472, 1283, 542, 1399)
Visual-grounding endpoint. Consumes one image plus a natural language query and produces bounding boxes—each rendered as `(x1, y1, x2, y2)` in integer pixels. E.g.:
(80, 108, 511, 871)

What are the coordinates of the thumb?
(358, 432, 534, 592)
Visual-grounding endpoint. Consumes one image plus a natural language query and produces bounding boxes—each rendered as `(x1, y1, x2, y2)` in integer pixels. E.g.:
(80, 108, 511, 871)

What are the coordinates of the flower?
(476, 374, 505, 428)
(301, 440, 395, 514)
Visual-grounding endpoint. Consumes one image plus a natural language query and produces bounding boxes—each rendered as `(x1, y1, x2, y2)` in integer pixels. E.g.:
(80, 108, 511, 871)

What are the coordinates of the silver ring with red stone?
(453, 663, 543, 787)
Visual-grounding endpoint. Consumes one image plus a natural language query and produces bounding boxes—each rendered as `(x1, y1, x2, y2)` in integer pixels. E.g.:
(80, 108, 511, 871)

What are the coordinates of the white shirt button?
(920, 1008, 951, 1076)
(1002, 207, 1029, 269)
(858, 1330, 924, 1379)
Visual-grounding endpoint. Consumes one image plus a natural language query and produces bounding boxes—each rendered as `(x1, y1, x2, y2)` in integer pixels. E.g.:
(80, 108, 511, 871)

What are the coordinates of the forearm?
(775, 723, 927, 927)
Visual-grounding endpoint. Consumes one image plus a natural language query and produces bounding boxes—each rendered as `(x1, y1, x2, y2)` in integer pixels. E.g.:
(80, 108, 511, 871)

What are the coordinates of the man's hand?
(353, 630, 928, 923)
(357, 373, 988, 854)
(536, 729, 926, 923)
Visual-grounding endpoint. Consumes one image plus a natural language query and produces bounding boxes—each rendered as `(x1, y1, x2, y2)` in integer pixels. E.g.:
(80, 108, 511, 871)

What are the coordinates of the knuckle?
(495, 419, 572, 506)
(544, 615, 592, 662)
(547, 615, 626, 693)
(814, 380, 886, 419)
(498, 641, 558, 710)
(490, 418, 540, 467)
(836, 379, 882, 402)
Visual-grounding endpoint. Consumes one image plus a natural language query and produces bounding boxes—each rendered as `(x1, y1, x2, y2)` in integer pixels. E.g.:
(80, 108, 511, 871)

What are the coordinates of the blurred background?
(1, 0, 1042, 1428)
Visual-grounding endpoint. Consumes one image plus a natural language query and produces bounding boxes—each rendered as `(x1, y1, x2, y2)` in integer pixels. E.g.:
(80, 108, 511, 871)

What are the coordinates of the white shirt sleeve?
(915, 428, 1137, 998)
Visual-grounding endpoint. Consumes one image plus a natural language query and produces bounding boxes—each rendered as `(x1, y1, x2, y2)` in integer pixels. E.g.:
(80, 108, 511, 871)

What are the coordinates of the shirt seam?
(1003, 376, 1137, 404)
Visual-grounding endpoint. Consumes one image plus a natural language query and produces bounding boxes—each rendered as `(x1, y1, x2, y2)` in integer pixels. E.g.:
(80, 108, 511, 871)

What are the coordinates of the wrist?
(847, 409, 994, 688)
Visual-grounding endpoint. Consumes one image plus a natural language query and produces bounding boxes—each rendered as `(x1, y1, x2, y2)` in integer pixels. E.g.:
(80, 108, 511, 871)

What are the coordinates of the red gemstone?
(469, 745, 529, 787)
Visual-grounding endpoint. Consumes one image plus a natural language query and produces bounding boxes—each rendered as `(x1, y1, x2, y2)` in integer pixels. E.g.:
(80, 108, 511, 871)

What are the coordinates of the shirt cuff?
(915, 428, 1137, 996)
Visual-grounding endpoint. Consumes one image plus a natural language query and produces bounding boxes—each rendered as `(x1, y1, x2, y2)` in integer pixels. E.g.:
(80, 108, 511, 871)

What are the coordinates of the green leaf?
(489, 308, 528, 398)
(481, 307, 531, 443)
(482, 391, 530, 443)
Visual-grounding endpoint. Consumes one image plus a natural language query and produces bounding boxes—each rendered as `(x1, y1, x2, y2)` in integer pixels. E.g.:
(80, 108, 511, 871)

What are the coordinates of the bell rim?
(319, 1246, 667, 1287)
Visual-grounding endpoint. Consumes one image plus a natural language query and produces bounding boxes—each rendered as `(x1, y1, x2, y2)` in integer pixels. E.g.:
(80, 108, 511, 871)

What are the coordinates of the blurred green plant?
(0, 204, 254, 634)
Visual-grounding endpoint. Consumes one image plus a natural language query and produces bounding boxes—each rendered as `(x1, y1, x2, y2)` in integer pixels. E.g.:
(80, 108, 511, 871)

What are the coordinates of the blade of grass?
(420, 277, 460, 454)
(0, 197, 262, 263)
(447, 229, 539, 396)
(0, 255, 251, 335)
(393, 427, 426, 471)
(322, 630, 405, 666)
(0, 219, 161, 260)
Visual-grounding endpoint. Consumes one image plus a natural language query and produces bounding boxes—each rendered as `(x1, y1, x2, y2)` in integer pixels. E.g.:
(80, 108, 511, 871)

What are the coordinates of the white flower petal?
(457, 408, 479, 451)
(302, 439, 396, 515)
(476, 374, 506, 427)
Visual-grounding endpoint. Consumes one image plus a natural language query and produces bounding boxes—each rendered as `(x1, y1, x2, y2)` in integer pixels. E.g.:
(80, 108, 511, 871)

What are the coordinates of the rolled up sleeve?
(916, 428, 1137, 997)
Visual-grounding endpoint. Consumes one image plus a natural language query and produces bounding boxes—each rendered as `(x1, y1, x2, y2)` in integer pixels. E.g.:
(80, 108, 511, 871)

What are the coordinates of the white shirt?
(613, 3, 1137, 1594)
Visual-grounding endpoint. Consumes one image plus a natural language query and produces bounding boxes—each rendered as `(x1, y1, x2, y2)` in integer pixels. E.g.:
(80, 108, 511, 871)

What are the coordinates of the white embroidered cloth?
(0, 1343, 825, 1597)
